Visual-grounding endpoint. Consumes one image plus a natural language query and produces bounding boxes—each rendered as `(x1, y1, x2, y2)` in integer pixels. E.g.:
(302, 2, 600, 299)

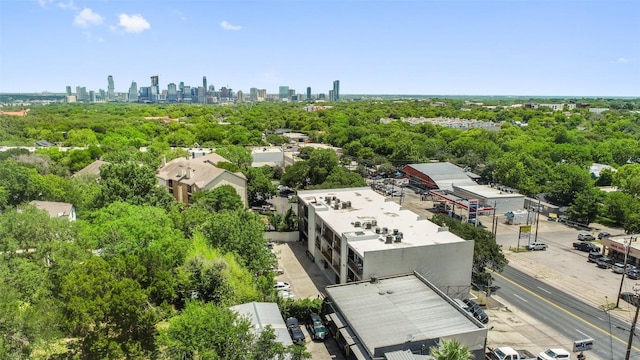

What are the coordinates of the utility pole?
(617, 237, 637, 308)
(491, 201, 497, 237)
(625, 289, 640, 360)
(534, 199, 541, 242)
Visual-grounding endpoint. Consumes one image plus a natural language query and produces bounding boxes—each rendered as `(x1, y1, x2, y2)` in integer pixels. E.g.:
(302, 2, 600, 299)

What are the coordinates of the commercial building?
(600, 234, 640, 267)
(297, 187, 474, 298)
(452, 184, 525, 214)
(279, 86, 289, 99)
(332, 80, 340, 101)
(229, 302, 292, 347)
(250, 146, 286, 168)
(156, 153, 248, 206)
(323, 272, 487, 360)
(402, 162, 480, 191)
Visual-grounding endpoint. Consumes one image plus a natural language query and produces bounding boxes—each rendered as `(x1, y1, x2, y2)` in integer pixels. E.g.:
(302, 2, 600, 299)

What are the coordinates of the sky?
(1, 0, 639, 96)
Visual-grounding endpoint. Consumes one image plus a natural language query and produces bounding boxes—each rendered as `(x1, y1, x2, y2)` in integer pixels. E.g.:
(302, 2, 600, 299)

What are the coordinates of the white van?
(452, 298, 471, 313)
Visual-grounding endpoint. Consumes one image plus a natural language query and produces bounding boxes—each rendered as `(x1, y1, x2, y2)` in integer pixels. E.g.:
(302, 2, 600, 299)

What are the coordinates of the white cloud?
(172, 9, 186, 21)
(220, 20, 242, 31)
(37, 0, 54, 7)
(57, 0, 77, 10)
(116, 13, 151, 33)
(74, 8, 103, 27)
(617, 57, 631, 64)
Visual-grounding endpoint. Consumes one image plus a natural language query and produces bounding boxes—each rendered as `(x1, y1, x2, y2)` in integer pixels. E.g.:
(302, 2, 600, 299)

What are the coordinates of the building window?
(168, 179, 173, 187)
(187, 185, 192, 193)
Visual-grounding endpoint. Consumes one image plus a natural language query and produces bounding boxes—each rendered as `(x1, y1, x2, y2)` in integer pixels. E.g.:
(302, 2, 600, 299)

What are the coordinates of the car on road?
(577, 233, 595, 241)
(620, 292, 640, 307)
(274, 281, 291, 290)
(612, 263, 626, 274)
(587, 252, 604, 263)
(598, 231, 611, 239)
(462, 299, 489, 324)
(307, 312, 327, 340)
(285, 317, 305, 344)
(526, 242, 548, 251)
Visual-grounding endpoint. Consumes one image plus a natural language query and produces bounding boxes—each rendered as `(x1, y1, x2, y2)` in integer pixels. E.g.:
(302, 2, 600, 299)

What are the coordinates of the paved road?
(494, 265, 640, 360)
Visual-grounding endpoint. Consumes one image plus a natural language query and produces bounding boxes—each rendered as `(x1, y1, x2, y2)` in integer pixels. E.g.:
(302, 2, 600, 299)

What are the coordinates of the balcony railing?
(348, 258, 363, 276)
(321, 249, 332, 264)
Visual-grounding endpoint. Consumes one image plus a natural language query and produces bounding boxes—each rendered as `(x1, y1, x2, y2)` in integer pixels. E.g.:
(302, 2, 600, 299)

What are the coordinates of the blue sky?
(1, 0, 639, 96)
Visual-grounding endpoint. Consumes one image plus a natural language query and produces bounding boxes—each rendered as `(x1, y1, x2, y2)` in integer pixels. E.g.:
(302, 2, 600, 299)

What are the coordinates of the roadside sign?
(573, 338, 594, 352)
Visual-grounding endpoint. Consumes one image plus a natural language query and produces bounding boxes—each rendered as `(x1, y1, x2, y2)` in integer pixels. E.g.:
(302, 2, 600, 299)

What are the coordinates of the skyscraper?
(65, 86, 72, 96)
(107, 75, 115, 101)
(279, 86, 289, 99)
(249, 88, 258, 102)
(128, 81, 138, 102)
(202, 76, 207, 99)
(332, 80, 340, 101)
(150, 75, 159, 102)
(167, 83, 177, 102)
(306, 87, 311, 101)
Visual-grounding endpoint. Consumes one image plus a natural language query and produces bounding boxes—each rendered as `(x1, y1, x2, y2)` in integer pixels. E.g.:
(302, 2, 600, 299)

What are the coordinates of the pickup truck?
(486, 346, 536, 360)
(596, 256, 615, 269)
(573, 241, 600, 252)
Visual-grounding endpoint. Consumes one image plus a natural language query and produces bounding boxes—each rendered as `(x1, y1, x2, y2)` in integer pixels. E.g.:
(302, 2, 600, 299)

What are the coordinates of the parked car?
(278, 290, 295, 299)
(537, 348, 570, 360)
(596, 256, 615, 269)
(620, 292, 640, 307)
(573, 242, 600, 252)
(285, 317, 305, 344)
(526, 242, 548, 251)
(612, 263, 626, 274)
(270, 265, 284, 275)
(274, 281, 291, 290)
(588, 252, 604, 263)
(307, 312, 327, 340)
(628, 269, 640, 280)
(577, 233, 596, 241)
(598, 231, 611, 239)
(462, 299, 489, 324)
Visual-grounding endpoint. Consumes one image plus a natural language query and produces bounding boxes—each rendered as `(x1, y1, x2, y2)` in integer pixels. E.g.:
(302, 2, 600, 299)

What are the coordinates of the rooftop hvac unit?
(354, 221, 361, 228)
(332, 196, 336, 200)
(346, 201, 352, 208)
(397, 232, 403, 239)
(371, 219, 377, 226)
(335, 198, 341, 203)
(341, 202, 348, 209)
(334, 203, 340, 210)
(393, 228, 399, 235)
(382, 227, 388, 234)
(394, 235, 401, 243)
(375, 227, 381, 234)
(325, 196, 331, 204)
(364, 222, 372, 229)
(385, 235, 394, 244)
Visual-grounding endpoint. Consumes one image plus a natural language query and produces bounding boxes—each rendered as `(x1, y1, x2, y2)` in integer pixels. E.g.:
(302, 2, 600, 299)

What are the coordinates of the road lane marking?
(575, 329, 592, 339)
(493, 270, 640, 352)
(537, 286, 552, 294)
(597, 316, 604, 321)
(513, 294, 529, 303)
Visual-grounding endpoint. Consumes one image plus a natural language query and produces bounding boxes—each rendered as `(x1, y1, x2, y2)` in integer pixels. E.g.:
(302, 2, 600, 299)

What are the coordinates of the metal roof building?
(402, 162, 480, 191)
(229, 302, 293, 347)
(324, 272, 487, 360)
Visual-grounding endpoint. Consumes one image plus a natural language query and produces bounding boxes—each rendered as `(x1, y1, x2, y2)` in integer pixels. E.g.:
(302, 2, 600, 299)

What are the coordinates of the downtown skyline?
(1, 1, 639, 96)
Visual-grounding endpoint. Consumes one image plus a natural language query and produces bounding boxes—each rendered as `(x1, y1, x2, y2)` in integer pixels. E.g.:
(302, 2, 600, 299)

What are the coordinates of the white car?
(274, 281, 291, 290)
(278, 290, 295, 299)
(612, 263, 626, 274)
(537, 348, 570, 360)
(526, 242, 548, 251)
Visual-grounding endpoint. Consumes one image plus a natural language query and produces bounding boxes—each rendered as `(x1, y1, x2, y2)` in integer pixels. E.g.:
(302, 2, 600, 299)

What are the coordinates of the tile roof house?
(72, 160, 109, 178)
(30, 201, 76, 221)
(156, 153, 248, 206)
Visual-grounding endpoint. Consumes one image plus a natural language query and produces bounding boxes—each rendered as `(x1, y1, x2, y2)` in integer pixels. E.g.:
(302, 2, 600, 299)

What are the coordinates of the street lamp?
(617, 237, 638, 308)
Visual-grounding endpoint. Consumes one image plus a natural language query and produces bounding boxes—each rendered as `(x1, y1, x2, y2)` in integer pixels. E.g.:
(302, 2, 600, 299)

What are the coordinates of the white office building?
(297, 187, 474, 298)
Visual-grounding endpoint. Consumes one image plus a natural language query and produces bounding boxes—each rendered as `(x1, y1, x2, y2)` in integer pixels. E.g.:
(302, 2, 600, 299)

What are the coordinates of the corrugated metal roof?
(326, 274, 482, 357)
(385, 350, 433, 360)
(406, 163, 480, 190)
(229, 302, 292, 346)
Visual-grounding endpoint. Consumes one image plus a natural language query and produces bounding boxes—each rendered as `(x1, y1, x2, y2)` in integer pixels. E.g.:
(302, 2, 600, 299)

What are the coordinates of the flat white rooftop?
(298, 187, 465, 257)
(454, 184, 524, 199)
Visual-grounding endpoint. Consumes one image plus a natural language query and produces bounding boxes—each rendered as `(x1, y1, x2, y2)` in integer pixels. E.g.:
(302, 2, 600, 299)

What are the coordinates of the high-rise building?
(332, 80, 340, 101)
(329, 90, 335, 102)
(150, 75, 159, 102)
(65, 86, 72, 96)
(167, 83, 178, 102)
(249, 88, 258, 102)
(89, 90, 96, 102)
(107, 75, 115, 101)
(128, 81, 138, 102)
(279, 86, 289, 99)
(306, 87, 311, 101)
(237, 90, 244, 103)
(202, 77, 207, 98)
(288, 89, 295, 98)
(257, 89, 267, 101)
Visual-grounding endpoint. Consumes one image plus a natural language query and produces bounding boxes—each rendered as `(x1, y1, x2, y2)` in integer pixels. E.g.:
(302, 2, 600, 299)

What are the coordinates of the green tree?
(306, 149, 339, 185)
(216, 146, 253, 170)
(191, 185, 244, 212)
(95, 162, 174, 209)
(613, 164, 640, 197)
(429, 339, 473, 360)
(246, 166, 277, 204)
(567, 188, 603, 225)
(546, 164, 593, 205)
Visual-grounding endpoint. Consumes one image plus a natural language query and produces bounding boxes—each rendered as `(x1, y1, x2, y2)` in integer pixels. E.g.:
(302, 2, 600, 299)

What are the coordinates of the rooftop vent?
(371, 274, 378, 283)
(394, 235, 401, 243)
(382, 227, 388, 234)
(364, 222, 372, 229)
(354, 221, 361, 228)
(334, 203, 340, 210)
(393, 228, 399, 235)
(375, 227, 381, 234)
(438, 226, 449, 232)
(346, 201, 352, 208)
(385, 235, 394, 244)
